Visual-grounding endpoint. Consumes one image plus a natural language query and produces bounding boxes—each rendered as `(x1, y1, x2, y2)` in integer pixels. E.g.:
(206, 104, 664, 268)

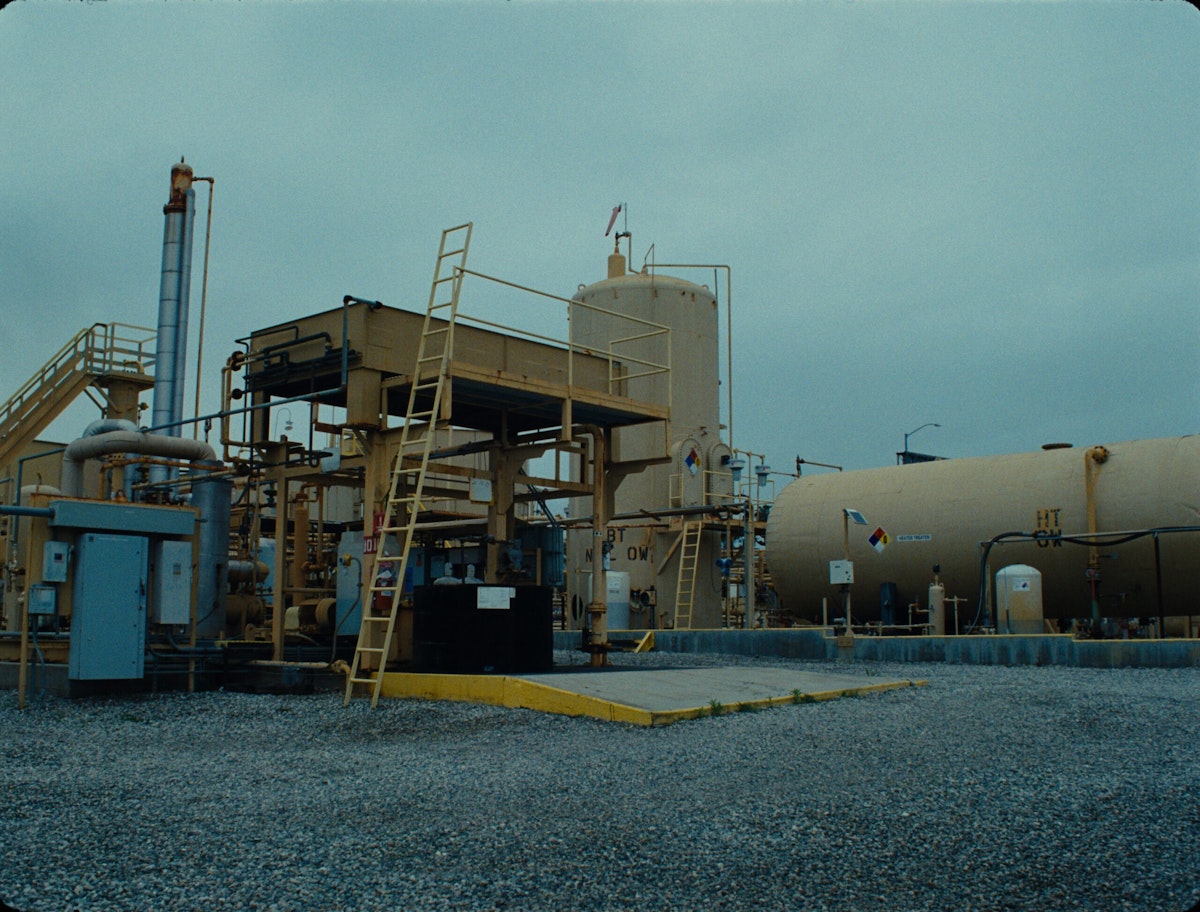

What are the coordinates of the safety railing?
(0, 322, 156, 451)
(84, 322, 157, 377)
(454, 267, 671, 404)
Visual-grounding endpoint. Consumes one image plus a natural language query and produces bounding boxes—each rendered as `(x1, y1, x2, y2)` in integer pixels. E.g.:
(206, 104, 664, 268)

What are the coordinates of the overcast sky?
(1, 0, 1196, 475)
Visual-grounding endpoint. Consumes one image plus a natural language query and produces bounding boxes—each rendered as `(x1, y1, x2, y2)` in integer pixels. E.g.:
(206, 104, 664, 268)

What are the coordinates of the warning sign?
(868, 527, 890, 554)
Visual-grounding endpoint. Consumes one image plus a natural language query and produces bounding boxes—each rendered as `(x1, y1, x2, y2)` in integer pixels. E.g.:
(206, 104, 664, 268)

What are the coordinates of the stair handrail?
(0, 322, 157, 443)
(84, 322, 157, 377)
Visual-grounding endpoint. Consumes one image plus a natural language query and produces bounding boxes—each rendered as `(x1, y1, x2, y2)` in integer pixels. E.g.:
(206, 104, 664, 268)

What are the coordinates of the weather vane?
(605, 202, 629, 252)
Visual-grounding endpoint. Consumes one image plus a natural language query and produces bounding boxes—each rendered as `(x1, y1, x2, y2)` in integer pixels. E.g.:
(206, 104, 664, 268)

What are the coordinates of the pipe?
(228, 560, 270, 585)
(1084, 446, 1109, 624)
(191, 176, 215, 429)
(79, 418, 140, 499)
(8, 452, 63, 585)
(578, 425, 609, 665)
(173, 178, 196, 433)
(974, 524, 1200, 632)
(192, 461, 232, 638)
(215, 295, 359, 454)
(151, 160, 196, 444)
(61, 430, 216, 498)
(81, 418, 136, 436)
(0, 505, 54, 518)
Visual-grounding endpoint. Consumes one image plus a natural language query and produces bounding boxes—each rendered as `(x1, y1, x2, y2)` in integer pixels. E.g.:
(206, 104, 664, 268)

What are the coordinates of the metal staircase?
(673, 520, 703, 630)
(0, 323, 155, 470)
(345, 223, 472, 707)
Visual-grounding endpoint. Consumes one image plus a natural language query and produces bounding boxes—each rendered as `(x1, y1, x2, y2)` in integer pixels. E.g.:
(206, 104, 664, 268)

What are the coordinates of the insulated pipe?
(60, 431, 228, 638)
(192, 461, 232, 638)
(81, 418, 139, 436)
(228, 560, 270, 585)
(172, 180, 196, 432)
(80, 419, 139, 500)
(61, 430, 216, 498)
(151, 160, 197, 463)
(0, 505, 54, 519)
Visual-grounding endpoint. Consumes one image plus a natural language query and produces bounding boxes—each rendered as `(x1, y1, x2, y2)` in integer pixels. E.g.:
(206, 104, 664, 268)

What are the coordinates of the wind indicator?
(605, 203, 623, 236)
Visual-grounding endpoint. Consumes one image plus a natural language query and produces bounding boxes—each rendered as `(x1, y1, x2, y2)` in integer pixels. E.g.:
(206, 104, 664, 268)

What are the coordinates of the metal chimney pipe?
(171, 176, 196, 434)
(151, 159, 196, 441)
(150, 160, 197, 490)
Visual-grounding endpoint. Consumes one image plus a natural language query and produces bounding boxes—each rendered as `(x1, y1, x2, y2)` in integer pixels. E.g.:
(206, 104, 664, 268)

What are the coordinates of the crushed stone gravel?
(1, 653, 1197, 912)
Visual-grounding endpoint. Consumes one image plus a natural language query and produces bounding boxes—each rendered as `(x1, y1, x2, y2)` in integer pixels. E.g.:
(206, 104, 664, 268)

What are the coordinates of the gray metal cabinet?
(69, 533, 148, 680)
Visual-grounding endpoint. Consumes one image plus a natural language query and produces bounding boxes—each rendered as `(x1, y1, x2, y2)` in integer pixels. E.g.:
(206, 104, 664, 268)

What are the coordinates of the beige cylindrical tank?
(566, 256, 730, 629)
(572, 259, 721, 507)
(766, 436, 1200, 624)
(996, 564, 1044, 634)
(928, 582, 946, 635)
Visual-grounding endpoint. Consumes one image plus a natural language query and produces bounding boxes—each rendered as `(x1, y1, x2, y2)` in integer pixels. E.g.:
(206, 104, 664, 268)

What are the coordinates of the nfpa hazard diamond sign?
(868, 527, 890, 554)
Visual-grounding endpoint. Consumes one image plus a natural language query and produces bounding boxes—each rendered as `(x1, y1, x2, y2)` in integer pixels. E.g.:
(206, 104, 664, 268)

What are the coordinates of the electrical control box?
(70, 533, 148, 681)
(43, 541, 70, 583)
(829, 560, 855, 585)
(152, 539, 193, 625)
(28, 584, 57, 616)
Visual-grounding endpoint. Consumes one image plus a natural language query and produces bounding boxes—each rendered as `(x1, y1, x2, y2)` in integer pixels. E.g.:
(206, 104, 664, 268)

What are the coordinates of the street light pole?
(900, 422, 941, 464)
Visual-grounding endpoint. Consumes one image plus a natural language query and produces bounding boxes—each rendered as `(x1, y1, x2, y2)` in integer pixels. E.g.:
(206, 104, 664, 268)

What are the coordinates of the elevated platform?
(378, 665, 923, 726)
(246, 301, 669, 435)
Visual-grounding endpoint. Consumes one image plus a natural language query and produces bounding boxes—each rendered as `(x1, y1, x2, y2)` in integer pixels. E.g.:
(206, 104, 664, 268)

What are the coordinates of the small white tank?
(606, 571, 631, 631)
(928, 582, 946, 636)
(995, 564, 1044, 634)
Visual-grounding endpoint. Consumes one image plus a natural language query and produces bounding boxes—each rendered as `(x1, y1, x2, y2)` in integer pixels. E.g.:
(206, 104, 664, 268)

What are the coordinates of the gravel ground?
(1, 653, 1197, 912)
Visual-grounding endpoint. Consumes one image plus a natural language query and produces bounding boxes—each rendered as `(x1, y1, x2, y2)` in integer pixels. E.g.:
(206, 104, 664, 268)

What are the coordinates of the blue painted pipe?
(0, 504, 54, 518)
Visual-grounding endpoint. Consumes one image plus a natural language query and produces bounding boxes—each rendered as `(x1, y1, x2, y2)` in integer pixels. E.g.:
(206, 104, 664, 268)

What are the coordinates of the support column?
(359, 428, 394, 669)
(586, 428, 610, 667)
(485, 446, 517, 584)
(270, 451, 289, 661)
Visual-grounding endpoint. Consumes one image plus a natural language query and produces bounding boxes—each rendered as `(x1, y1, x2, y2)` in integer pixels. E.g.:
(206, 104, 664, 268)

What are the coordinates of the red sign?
(364, 510, 385, 555)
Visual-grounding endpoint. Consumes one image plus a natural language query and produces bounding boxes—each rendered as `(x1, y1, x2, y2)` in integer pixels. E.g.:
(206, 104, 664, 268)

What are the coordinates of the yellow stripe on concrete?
(378, 672, 926, 727)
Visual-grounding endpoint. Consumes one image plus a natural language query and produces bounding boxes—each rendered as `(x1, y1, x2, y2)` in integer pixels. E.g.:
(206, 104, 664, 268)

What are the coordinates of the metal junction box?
(152, 540, 193, 625)
(829, 560, 855, 585)
(69, 533, 148, 681)
(28, 584, 57, 616)
(42, 541, 70, 583)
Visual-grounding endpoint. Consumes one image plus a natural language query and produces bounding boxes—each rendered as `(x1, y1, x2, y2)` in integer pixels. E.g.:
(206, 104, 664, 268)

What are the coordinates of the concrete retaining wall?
(557, 628, 1200, 668)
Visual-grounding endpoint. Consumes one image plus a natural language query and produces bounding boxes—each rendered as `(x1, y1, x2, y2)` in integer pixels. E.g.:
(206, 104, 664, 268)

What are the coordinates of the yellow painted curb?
(378, 673, 927, 727)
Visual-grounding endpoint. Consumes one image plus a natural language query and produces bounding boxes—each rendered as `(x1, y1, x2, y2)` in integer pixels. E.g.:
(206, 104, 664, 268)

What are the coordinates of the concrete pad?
(379, 665, 925, 726)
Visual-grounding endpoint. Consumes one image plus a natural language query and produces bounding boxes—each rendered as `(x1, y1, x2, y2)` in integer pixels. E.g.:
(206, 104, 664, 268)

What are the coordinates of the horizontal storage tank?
(766, 436, 1200, 624)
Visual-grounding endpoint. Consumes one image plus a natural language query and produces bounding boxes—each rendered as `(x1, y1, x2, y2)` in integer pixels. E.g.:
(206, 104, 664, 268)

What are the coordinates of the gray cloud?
(1, 1, 1195, 471)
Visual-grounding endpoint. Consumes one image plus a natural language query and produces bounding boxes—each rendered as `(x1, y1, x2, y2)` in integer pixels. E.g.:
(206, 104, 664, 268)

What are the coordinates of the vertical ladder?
(344, 223, 472, 707)
(673, 520, 703, 630)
